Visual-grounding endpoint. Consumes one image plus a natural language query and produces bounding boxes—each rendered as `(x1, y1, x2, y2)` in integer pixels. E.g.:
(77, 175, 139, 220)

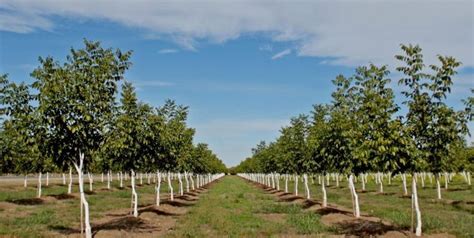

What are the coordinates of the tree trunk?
(130, 170, 138, 217)
(101, 173, 104, 183)
(73, 152, 92, 238)
(147, 173, 151, 185)
(303, 174, 310, 199)
(294, 175, 298, 196)
(335, 173, 339, 188)
(140, 173, 143, 185)
(107, 171, 111, 190)
(168, 172, 174, 201)
(190, 173, 195, 190)
(379, 173, 384, 193)
(276, 174, 280, 190)
(178, 172, 184, 196)
(285, 175, 288, 193)
(37, 172, 42, 198)
(120, 171, 124, 188)
(444, 172, 448, 190)
(436, 173, 441, 199)
(411, 174, 422, 236)
(318, 175, 321, 185)
(361, 173, 366, 191)
(348, 174, 360, 218)
(402, 173, 408, 196)
(24, 175, 28, 188)
(88, 172, 93, 191)
(184, 171, 190, 193)
(46, 172, 49, 187)
(156, 171, 161, 206)
(326, 174, 330, 185)
(62, 173, 66, 185)
(68, 168, 73, 194)
(322, 174, 327, 207)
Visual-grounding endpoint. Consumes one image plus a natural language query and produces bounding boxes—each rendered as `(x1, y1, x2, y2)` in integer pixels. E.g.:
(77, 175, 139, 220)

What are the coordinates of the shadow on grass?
(176, 195, 198, 202)
(315, 207, 352, 216)
(279, 195, 304, 202)
(334, 220, 398, 237)
(7, 197, 44, 205)
(49, 193, 75, 200)
(139, 206, 180, 216)
(301, 199, 322, 209)
(161, 200, 194, 207)
(92, 216, 155, 237)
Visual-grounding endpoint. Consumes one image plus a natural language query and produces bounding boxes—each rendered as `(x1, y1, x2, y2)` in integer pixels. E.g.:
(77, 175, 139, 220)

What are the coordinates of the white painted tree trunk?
(412, 175, 422, 236)
(335, 173, 339, 188)
(388, 173, 391, 185)
(276, 174, 280, 190)
(68, 168, 73, 194)
(436, 174, 441, 199)
(156, 172, 161, 206)
(402, 173, 408, 196)
(24, 175, 28, 188)
(321, 174, 327, 207)
(107, 171, 111, 190)
(46, 172, 49, 187)
(311, 175, 314, 184)
(140, 173, 143, 185)
(348, 174, 360, 218)
(130, 170, 138, 217)
(168, 172, 174, 201)
(190, 173, 195, 190)
(73, 152, 92, 238)
(88, 172, 93, 191)
(178, 172, 184, 196)
(361, 173, 366, 191)
(147, 173, 151, 184)
(184, 172, 190, 193)
(318, 175, 321, 185)
(379, 175, 384, 193)
(37, 172, 42, 198)
(326, 174, 330, 185)
(294, 175, 299, 196)
(285, 175, 288, 193)
(101, 173, 104, 183)
(62, 173, 66, 185)
(120, 171, 124, 188)
(444, 172, 448, 190)
(303, 174, 310, 199)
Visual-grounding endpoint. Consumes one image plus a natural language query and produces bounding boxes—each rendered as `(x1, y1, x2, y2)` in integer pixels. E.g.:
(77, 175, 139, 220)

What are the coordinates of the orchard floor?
(0, 175, 472, 237)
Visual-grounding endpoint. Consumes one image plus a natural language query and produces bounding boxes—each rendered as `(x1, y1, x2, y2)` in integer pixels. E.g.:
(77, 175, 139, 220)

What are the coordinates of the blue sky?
(0, 1, 473, 166)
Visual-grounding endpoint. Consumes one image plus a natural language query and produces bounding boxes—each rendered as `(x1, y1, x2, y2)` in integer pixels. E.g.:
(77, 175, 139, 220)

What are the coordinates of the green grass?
(168, 176, 328, 237)
(0, 174, 472, 237)
(0, 176, 182, 237)
(284, 174, 474, 237)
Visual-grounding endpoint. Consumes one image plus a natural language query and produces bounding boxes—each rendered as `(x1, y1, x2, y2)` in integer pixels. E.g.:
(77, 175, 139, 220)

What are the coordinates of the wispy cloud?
(259, 44, 273, 52)
(129, 80, 174, 88)
(1, 1, 472, 67)
(271, 49, 291, 60)
(157, 48, 178, 54)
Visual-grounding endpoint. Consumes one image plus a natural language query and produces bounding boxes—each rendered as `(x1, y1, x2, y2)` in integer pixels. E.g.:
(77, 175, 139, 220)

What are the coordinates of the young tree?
(396, 44, 467, 236)
(32, 40, 131, 238)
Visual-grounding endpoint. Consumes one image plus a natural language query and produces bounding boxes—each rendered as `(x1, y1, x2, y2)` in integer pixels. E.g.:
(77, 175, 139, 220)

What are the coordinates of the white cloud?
(157, 48, 178, 54)
(0, 0, 472, 67)
(259, 44, 273, 52)
(129, 80, 174, 87)
(271, 49, 291, 60)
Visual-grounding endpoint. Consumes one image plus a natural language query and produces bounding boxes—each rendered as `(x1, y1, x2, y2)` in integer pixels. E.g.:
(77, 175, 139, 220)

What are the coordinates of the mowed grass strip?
(284, 175, 473, 238)
(168, 176, 329, 237)
(0, 178, 182, 237)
